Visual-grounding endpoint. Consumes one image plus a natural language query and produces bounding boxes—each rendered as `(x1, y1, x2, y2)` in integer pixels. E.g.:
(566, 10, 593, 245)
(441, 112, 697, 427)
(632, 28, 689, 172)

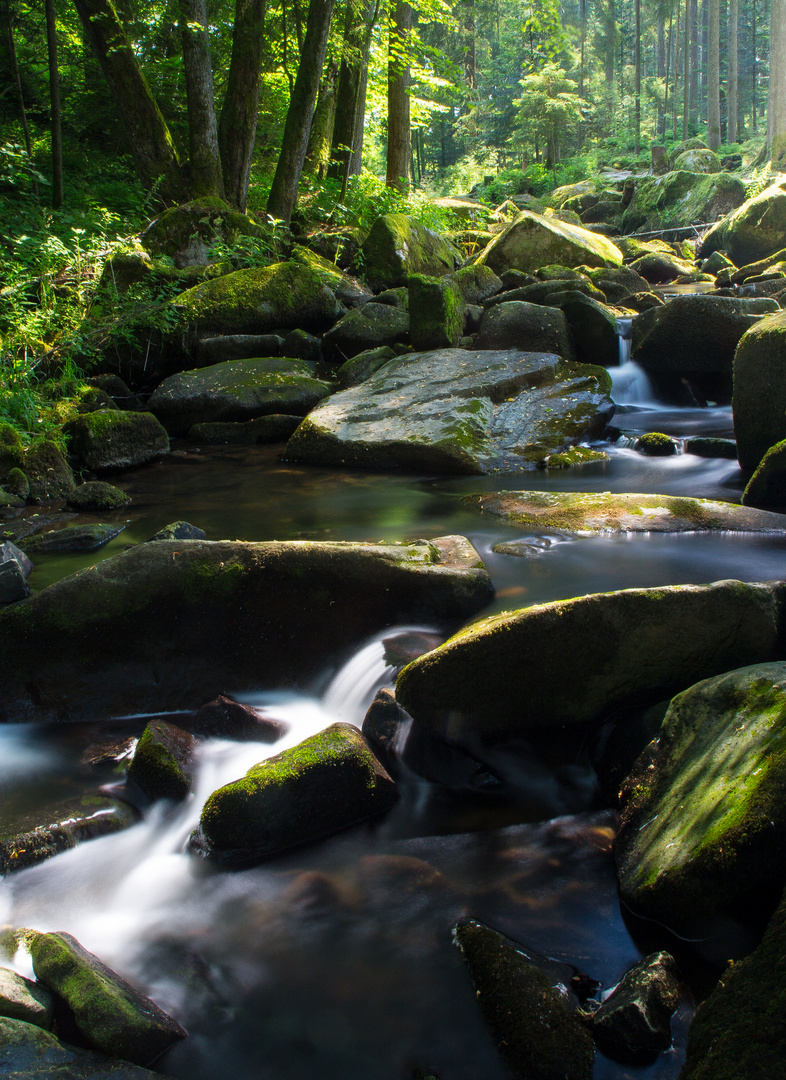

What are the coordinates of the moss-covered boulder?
(452, 918, 594, 1080)
(321, 302, 410, 364)
(672, 148, 721, 173)
(192, 694, 288, 742)
(445, 264, 503, 305)
(408, 274, 465, 350)
(733, 310, 786, 471)
(356, 213, 463, 291)
(699, 179, 786, 265)
(147, 521, 206, 541)
(148, 358, 331, 436)
(336, 346, 397, 389)
(192, 722, 397, 865)
(728, 247, 786, 284)
(0, 1016, 172, 1079)
(632, 295, 779, 402)
(621, 171, 745, 233)
(590, 952, 681, 1060)
(475, 301, 574, 358)
(30, 931, 186, 1066)
(66, 481, 131, 512)
(64, 411, 169, 472)
(395, 580, 785, 739)
(636, 431, 678, 456)
(485, 277, 605, 308)
(465, 489, 786, 535)
(290, 244, 371, 309)
(0, 968, 54, 1030)
(284, 348, 614, 474)
(23, 441, 75, 501)
(19, 523, 125, 554)
(586, 265, 650, 302)
(194, 333, 284, 365)
(0, 537, 493, 723)
(742, 439, 786, 509)
(544, 291, 619, 367)
(139, 196, 266, 267)
(0, 424, 24, 482)
(171, 261, 342, 335)
(475, 211, 622, 275)
(127, 720, 196, 802)
(0, 795, 137, 875)
(616, 662, 786, 934)
(629, 251, 704, 284)
(680, 885, 786, 1079)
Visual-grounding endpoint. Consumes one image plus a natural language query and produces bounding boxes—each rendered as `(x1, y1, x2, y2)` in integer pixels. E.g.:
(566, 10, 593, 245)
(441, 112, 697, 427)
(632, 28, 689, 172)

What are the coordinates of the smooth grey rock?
(475, 301, 574, 358)
(0, 561, 28, 604)
(321, 303, 410, 364)
(0, 967, 54, 1029)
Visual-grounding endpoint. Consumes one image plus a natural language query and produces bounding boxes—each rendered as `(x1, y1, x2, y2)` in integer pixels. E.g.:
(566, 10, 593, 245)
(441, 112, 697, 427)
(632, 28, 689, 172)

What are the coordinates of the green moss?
(637, 431, 678, 456)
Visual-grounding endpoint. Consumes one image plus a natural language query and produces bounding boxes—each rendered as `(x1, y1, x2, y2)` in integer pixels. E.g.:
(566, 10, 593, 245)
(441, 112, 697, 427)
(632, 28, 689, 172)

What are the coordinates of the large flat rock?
(465, 490, 786, 535)
(284, 348, 615, 474)
(0, 537, 493, 723)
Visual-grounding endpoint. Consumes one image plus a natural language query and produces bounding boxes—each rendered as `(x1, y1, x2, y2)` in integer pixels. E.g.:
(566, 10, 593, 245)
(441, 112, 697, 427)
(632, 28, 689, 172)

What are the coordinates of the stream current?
(1, 360, 784, 1080)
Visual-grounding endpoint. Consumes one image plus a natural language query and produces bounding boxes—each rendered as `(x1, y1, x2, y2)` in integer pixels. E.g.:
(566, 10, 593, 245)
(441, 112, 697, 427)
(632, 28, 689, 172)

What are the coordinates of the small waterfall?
(610, 361, 658, 406)
(616, 316, 633, 366)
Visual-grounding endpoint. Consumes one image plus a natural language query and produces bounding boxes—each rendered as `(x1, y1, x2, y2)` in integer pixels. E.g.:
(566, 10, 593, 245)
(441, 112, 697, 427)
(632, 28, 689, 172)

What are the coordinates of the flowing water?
(1, 353, 783, 1079)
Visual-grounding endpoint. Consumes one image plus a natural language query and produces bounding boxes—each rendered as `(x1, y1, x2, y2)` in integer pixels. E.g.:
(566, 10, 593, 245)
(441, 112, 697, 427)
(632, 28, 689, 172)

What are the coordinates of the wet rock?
(285, 348, 614, 474)
(193, 694, 289, 742)
(4, 467, 29, 500)
(0, 560, 29, 604)
(0, 967, 54, 1029)
(24, 441, 76, 501)
(361, 688, 409, 773)
(127, 720, 196, 802)
(452, 918, 594, 1080)
(19, 523, 125, 554)
(194, 334, 284, 365)
(464, 489, 786, 535)
(0, 1016, 172, 1079)
(147, 521, 206, 541)
(374, 287, 409, 309)
(321, 303, 410, 365)
(64, 411, 169, 472)
(408, 275, 465, 350)
(475, 302, 574, 358)
(189, 414, 304, 444)
(0, 796, 137, 875)
(356, 213, 462, 291)
(742, 439, 786, 509)
(621, 171, 745, 233)
(680, 885, 786, 1079)
(30, 931, 187, 1066)
(590, 952, 681, 1061)
(699, 179, 786, 265)
(733, 310, 786, 471)
(67, 481, 132, 512)
(545, 291, 619, 367)
(172, 260, 342, 335)
(336, 346, 397, 389)
(474, 210, 622, 275)
(616, 662, 786, 934)
(0, 541, 32, 579)
(0, 537, 492, 722)
(395, 580, 785, 739)
(586, 265, 650, 300)
(684, 436, 738, 458)
(148, 358, 331, 436)
(636, 432, 678, 456)
(192, 722, 398, 866)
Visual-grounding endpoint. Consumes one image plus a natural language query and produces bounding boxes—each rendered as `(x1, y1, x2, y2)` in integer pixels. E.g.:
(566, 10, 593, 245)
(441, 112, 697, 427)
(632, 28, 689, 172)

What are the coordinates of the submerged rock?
(284, 348, 614, 474)
(127, 720, 196, 802)
(19, 523, 125, 554)
(0, 1016, 172, 1079)
(64, 411, 169, 472)
(0, 967, 54, 1029)
(148, 358, 331, 436)
(616, 662, 786, 935)
(0, 537, 492, 723)
(395, 580, 785, 738)
(590, 952, 681, 1061)
(192, 722, 397, 866)
(474, 210, 622, 274)
(465, 489, 786, 535)
(30, 931, 186, 1066)
(452, 918, 594, 1080)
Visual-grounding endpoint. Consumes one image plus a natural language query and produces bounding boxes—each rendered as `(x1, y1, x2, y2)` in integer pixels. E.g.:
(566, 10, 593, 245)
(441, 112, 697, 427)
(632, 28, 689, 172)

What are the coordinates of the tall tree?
(327, 0, 376, 183)
(682, 0, 690, 136)
(634, 0, 641, 152)
(4, 0, 37, 196)
(267, 0, 335, 222)
(689, 0, 699, 128)
(45, 0, 63, 207)
(768, 0, 786, 163)
(386, 0, 412, 190)
(218, 0, 266, 211)
(728, 0, 739, 141)
(179, 0, 224, 198)
(707, 0, 721, 147)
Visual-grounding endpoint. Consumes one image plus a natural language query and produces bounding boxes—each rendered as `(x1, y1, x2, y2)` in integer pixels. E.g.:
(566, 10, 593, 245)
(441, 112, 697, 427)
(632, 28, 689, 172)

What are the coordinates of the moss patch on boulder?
(127, 720, 196, 802)
(64, 411, 169, 472)
(475, 210, 622, 274)
(356, 213, 463, 291)
(733, 310, 786, 471)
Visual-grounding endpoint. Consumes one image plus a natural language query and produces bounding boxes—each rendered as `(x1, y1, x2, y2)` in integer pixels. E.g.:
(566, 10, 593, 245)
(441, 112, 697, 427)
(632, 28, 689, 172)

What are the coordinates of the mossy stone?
(289, 244, 371, 309)
(475, 301, 574, 358)
(147, 521, 206, 542)
(0, 425, 25, 482)
(67, 481, 131, 512)
(23, 442, 75, 502)
(621, 171, 745, 233)
(733, 310, 786, 471)
(127, 720, 196, 802)
(742, 439, 786, 509)
(336, 347, 397, 389)
(672, 148, 721, 172)
(19, 523, 125, 554)
(321, 303, 410, 365)
(408, 274, 465, 350)
(64, 411, 169, 472)
(193, 722, 398, 865)
(699, 179, 786, 265)
(590, 952, 681, 1060)
(637, 431, 678, 456)
(4, 469, 28, 500)
(356, 213, 463, 291)
(616, 662, 786, 934)
(475, 210, 623, 274)
(140, 196, 264, 264)
(0, 1015, 170, 1078)
(0, 967, 54, 1029)
(445, 264, 503, 305)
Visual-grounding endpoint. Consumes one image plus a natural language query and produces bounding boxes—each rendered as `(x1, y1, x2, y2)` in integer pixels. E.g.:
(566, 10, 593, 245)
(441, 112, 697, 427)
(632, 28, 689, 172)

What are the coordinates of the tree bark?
(267, 0, 335, 223)
(72, 0, 183, 202)
(728, 0, 738, 141)
(657, 5, 666, 138)
(634, 0, 641, 152)
(328, 0, 375, 181)
(305, 60, 338, 177)
(682, 0, 690, 137)
(707, 0, 721, 148)
(386, 0, 412, 191)
(179, 0, 224, 198)
(672, 0, 680, 138)
(752, 0, 758, 132)
(4, 0, 37, 196)
(219, 0, 265, 211)
(768, 0, 786, 164)
(45, 0, 63, 207)
(689, 0, 699, 128)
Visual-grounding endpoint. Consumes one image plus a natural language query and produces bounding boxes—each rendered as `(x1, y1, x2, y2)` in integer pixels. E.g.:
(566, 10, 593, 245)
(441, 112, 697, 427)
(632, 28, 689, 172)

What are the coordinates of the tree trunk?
(463, 0, 476, 89)
(72, 0, 183, 202)
(179, 0, 224, 198)
(578, 0, 586, 149)
(682, 0, 690, 137)
(327, 0, 374, 181)
(4, 0, 37, 196)
(45, 0, 63, 207)
(751, 0, 758, 132)
(267, 0, 335, 222)
(728, 0, 738, 141)
(657, 6, 666, 138)
(673, 0, 680, 137)
(219, 0, 265, 211)
(386, 0, 411, 191)
(305, 60, 338, 177)
(634, 0, 641, 152)
(707, 0, 721, 148)
(769, 0, 786, 164)
(689, 0, 699, 128)
(349, 59, 370, 174)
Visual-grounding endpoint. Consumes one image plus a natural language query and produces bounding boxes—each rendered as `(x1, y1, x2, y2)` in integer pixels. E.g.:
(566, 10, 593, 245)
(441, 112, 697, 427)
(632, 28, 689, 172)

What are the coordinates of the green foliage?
(299, 170, 464, 235)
